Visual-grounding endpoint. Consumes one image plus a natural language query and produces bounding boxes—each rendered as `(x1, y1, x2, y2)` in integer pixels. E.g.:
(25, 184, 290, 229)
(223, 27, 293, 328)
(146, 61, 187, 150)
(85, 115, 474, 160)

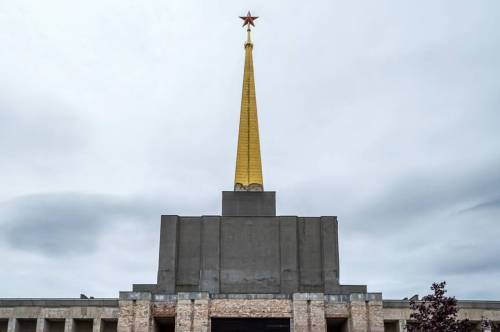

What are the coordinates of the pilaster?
(349, 294, 368, 332)
(92, 319, 102, 332)
(64, 319, 73, 332)
(175, 293, 209, 332)
(366, 294, 383, 332)
(397, 319, 407, 332)
(292, 293, 326, 332)
(36, 318, 46, 332)
(117, 292, 152, 332)
(347, 293, 384, 332)
(7, 318, 17, 332)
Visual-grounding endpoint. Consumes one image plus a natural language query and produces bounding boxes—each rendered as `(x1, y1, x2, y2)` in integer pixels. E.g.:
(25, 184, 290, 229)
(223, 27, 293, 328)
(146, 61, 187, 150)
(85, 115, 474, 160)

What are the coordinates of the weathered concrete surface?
(0, 301, 118, 332)
(220, 216, 281, 293)
(324, 295, 350, 318)
(222, 191, 276, 216)
(0, 300, 118, 308)
(0, 306, 119, 320)
(152, 211, 364, 295)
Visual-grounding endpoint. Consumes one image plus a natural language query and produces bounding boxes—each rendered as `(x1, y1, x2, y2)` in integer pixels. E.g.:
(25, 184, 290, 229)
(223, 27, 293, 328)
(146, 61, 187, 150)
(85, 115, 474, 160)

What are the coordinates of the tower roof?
(234, 12, 263, 191)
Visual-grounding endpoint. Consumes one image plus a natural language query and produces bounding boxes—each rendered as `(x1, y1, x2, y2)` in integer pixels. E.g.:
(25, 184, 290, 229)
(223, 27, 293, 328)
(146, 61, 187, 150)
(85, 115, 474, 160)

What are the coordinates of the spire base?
(222, 191, 275, 216)
(234, 183, 264, 192)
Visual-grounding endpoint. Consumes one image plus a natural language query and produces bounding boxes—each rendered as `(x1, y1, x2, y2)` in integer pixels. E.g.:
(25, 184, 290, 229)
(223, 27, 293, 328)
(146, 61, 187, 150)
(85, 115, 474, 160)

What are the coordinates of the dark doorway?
(0, 320, 8, 332)
(211, 318, 290, 332)
(73, 319, 93, 332)
(46, 319, 65, 332)
(17, 319, 37, 332)
(327, 318, 348, 332)
(101, 320, 118, 332)
(154, 318, 175, 332)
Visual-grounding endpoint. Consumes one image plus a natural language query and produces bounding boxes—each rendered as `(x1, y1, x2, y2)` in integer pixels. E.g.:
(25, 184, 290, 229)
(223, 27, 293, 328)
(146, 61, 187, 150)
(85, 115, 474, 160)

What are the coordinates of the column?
(366, 294, 384, 332)
(64, 319, 74, 332)
(117, 292, 152, 332)
(349, 294, 367, 332)
(36, 318, 46, 332)
(481, 320, 492, 332)
(157, 216, 178, 293)
(134, 300, 151, 332)
(7, 318, 17, 332)
(292, 293, 326, 332)
(175, 293, 209, 332)
(92, 319, 102, 332)
(118, 301, 134, 332)
(397, 319, 407, 332)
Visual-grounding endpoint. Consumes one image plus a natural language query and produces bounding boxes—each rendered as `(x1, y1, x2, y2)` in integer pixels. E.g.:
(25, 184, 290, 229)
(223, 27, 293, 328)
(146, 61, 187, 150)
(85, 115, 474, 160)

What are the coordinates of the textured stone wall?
(117, 301, 134, 332)
(349, 294, 368, 332)
(210, 299, 291, 318)
(151, 303, 175, 318)
(366, 294, 384, 332)
(292, 294, 326, 332)
(117, 300, 150, 332)
(175, 293, 209, 332)
(324, 303, 349, 318)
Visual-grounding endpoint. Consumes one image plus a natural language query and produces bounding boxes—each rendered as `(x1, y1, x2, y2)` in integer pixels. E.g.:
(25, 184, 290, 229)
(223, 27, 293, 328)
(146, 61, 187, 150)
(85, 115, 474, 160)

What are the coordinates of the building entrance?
(211, 318, 290, 332)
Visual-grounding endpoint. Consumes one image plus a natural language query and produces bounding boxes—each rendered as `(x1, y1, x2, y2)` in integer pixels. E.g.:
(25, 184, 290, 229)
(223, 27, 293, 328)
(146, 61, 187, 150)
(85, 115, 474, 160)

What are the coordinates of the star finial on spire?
(239, 11, 258, 29)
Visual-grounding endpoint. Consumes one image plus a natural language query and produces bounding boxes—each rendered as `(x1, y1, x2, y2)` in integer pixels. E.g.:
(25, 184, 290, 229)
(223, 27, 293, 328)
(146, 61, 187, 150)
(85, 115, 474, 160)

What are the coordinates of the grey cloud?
(0, 92, 85, 155)
(344, 162, 500, 231)
(0, 193, 160, 255)
(459, 198, 500, 214)
(434, 248, 500, 276)
(1, 0, 500, 299)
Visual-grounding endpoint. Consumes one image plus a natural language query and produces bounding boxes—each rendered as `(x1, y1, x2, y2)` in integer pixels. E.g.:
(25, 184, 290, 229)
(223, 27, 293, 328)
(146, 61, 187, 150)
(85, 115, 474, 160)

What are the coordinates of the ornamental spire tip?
(239, 11, 258, 45)
(239, 11, 258, 29)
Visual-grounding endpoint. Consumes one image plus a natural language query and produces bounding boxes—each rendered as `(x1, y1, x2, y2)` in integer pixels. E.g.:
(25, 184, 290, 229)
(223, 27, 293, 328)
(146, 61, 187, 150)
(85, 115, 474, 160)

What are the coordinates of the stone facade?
(2, 295, 499, 332)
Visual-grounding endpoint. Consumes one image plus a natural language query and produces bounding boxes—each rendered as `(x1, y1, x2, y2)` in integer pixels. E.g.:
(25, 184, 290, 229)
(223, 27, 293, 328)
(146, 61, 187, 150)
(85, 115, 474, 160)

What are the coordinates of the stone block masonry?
(293, 294, 326, 332)
(2, 294, 500, 332)
(116, 292, 388, 332)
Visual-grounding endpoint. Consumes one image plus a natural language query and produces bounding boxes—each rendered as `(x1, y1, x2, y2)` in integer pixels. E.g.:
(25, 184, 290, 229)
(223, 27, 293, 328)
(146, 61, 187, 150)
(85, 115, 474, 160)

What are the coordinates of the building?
(1, 13, 500, 332)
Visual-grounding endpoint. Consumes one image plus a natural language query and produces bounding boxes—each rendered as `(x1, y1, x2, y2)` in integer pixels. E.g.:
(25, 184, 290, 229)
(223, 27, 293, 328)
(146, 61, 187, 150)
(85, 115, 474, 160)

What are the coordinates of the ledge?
(383, 300, 500, 310)
(0, 299, 118, 307)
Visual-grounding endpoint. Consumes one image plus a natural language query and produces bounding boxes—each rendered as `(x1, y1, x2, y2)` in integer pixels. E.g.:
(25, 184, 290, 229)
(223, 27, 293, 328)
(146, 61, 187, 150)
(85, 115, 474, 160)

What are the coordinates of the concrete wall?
(153, 215, 364, 295)
(0, 300, 119, 332)
(221, 191, 276, 216)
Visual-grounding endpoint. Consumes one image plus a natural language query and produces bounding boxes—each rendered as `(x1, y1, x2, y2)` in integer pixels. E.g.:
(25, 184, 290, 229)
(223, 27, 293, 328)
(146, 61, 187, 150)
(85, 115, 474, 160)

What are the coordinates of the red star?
(239, 11, 258, 28)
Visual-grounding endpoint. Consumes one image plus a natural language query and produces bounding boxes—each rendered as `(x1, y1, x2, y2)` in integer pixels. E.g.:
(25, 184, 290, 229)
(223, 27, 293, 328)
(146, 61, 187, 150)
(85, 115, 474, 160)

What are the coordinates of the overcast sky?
(1, 0, 499, 300)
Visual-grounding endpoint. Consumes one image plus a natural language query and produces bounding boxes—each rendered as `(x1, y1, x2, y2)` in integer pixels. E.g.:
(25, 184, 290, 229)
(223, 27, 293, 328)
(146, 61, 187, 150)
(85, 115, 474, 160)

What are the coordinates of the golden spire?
(234, 12, 263, 191)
